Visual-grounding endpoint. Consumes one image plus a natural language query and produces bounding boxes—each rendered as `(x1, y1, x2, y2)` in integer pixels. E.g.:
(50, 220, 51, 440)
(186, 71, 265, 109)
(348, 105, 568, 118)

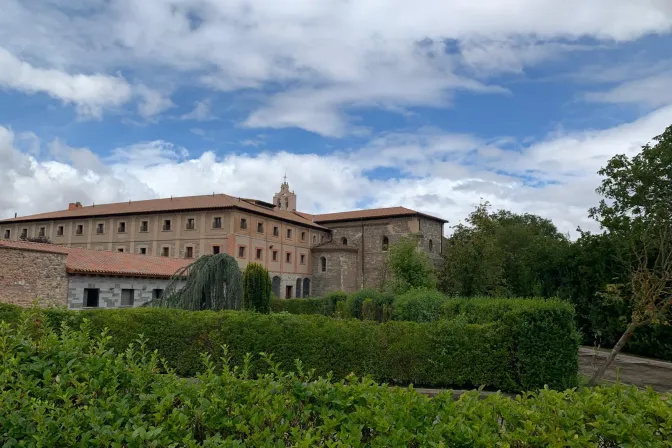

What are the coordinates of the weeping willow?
(149, 253, 243, 311)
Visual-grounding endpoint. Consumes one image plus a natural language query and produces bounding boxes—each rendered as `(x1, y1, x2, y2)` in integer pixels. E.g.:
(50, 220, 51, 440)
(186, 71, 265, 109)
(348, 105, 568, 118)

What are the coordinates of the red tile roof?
(312, 206, 447, 223)
(0, 240, 191, 278)
(0, 194, 328, 230)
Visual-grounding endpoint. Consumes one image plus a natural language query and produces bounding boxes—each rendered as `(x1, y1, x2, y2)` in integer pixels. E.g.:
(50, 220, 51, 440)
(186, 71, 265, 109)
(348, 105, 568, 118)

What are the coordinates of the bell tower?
(273, 174, 297, 212)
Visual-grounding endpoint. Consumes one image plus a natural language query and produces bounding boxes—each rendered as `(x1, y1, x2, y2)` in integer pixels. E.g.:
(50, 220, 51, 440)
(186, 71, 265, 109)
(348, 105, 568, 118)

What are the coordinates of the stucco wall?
(67, 275, 183, 309)
(0, 247, 69, 307)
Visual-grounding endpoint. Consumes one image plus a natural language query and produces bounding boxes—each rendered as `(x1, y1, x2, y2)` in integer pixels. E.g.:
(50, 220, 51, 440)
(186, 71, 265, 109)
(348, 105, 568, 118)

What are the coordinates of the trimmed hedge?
(2, 320, 670, 446)
(0, 301, 578, 391)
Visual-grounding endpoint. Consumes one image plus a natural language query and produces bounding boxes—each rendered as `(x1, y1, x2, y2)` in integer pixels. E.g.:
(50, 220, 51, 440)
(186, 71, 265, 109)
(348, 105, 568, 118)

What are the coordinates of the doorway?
(285, 285, 293, 299)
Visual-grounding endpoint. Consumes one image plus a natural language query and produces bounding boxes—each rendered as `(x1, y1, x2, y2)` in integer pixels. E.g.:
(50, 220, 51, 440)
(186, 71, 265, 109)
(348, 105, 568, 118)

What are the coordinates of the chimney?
(68, 202, 82, 210)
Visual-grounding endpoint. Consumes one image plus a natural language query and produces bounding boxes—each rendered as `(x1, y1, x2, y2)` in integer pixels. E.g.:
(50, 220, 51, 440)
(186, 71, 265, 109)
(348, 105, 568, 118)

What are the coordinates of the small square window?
(117, 248, 124, 253)
(75, 225, 83, 235)
(118, 222, 126, 233)
(286, 252, 292, 263)
(272, 250, 278, 261)
(238, 246, 246, 258)
(39, 227, 46, 237)
(213, 245, 220, 255)
(57, 226, 64, 236)
(301, 231, 306, 241)
(140, 221, 149, 232)
(257, 222, 263, 233)
(300, 254, 306, 265)
(185, 246, 194, 258)
(213, 217, 222, 228)
(84, 288, 99, 308)
(121, 289, 134, 307)
(162, 247, 170, 257)
(3, 229, 10, 239)
(152, 289, 163, 300)
(139, 247, 147, 255)
(163, 220, 172, 231)
(256, 248, 262, 259)
(96, 223, 104, 234)
(240, 218, 247, 230)
(186, 218, 195, 230)
(287, 229, 293, 239)
(273, 226, 279, 237)
(20, 228, 28, 238)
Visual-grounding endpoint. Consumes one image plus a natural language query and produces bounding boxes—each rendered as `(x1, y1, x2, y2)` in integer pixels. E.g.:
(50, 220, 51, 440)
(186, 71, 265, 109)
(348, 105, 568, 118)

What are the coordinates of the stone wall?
(269, 272, 312, 298)
(310, 246, 359, 296)
(67, 275, 182, 309)
(419, 217, 444, 268)
(0, 247, 69, 307)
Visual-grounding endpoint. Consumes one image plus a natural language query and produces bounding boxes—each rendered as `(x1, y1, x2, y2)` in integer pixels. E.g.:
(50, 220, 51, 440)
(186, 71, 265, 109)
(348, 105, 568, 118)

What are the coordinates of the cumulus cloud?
(3, 105, 672, 236)
(180, 100, 213, 121)
(584, 73, 672, 108)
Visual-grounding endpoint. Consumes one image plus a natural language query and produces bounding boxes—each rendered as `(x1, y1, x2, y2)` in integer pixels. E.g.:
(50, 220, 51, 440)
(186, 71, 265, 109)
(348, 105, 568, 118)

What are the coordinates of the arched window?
(341, 237, 348, 245)
(277, 199, 281, 207)
(382, 236, 389, 251)
(295, 278, 302, 298)
(312, 235, 317, 244)
(320, 256, 327, 272)
(428, 239, 433, 253)
(285, 198, 289, 208)
(303, 278, 310, 297)
(272, 276, 281, 297)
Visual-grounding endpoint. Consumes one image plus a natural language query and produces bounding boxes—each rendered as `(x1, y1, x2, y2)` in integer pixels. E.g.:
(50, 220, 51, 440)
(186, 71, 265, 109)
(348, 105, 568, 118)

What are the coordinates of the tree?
(385, 236, 437, 294)
(588, 124, 672, 384)
(149, 253, 243, 311)
(243, 263, 272, 313)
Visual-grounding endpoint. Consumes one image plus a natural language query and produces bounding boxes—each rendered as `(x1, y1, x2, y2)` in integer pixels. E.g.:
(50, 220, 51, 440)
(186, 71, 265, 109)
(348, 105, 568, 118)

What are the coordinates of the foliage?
(242, 263, 271, 313)
(271, 296, 336, 316)
(361, 298, 376, 320)
(1, 315, 669, 446)
(345, 288, 382, 319)
(392, 288, 447, 322)
(19, 235, 52, 244)
(149, 253, 243, 311)
(386, 236, 437, 294)
(0, 303, 578, 390)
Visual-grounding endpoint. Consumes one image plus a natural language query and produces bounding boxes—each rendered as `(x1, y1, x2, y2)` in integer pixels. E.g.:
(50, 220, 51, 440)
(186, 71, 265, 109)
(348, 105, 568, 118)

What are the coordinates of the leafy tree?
(385, 236, 437, 294)
(588, 125, 672, 384)
(243, 263, 272, 313)
(149, 253, 243, 311)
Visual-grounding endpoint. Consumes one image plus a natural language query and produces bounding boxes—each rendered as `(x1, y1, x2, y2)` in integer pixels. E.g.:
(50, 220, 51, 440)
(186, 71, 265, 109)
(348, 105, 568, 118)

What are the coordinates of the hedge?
(2, 319, 670, 447)
(0, 301, 578, 391)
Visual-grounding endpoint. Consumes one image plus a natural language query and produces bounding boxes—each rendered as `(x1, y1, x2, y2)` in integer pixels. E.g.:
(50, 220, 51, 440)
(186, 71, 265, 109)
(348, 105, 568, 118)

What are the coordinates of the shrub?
(392, 287, 447, 322)
(346, 288, 381, 319)
(242, 263, 272, 313)
(361, 298, 376, 320)
(386, 236, 437, 293)
(1, 318, 670, 447)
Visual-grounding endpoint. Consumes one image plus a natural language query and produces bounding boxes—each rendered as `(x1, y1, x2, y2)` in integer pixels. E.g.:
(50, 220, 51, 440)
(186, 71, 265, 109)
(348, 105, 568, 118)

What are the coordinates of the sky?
(1, 0, 672, 236)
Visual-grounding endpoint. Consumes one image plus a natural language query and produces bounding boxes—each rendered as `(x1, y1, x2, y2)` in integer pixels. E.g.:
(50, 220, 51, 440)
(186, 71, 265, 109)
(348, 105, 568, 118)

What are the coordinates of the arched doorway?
(272, 276, 281, 298)
(303, 278, 310, 297)
(295, 278, 302, 298)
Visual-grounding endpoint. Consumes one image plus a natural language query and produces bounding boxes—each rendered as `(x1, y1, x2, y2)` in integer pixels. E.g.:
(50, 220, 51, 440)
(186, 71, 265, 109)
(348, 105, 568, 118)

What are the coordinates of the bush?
(392, 287, 447, 322)
(0, 303, 578, 391)
(346, 288, 381, 319)
(242, 263, 272, 313)
(270, 297, 336, 316)
(1, 318, 669, 447)
(361, 298, 376, 320)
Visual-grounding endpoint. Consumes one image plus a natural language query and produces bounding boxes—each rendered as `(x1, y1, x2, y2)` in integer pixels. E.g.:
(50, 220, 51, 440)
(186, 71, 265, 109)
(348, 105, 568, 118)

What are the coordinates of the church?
(0, 180, 446, 298)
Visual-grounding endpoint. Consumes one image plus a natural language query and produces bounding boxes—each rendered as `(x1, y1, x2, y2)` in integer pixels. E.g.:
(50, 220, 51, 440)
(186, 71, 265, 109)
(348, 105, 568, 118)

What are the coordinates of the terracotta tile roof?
(1, 194, 327, 230)
(0, 240, 191, 278)
(312, 206, 448, 223)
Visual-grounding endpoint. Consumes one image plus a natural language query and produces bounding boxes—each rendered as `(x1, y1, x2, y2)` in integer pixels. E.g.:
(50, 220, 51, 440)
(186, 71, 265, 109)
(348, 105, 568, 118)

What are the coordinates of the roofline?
(314, 212, 448, 224)
(0, 244, 67, 256)
(66, 268, 185, 279)
(1, 204, 328, 231)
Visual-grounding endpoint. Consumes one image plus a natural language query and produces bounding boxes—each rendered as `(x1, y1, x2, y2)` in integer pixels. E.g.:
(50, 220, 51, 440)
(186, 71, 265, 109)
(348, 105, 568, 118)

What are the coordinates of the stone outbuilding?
(0, 240, 190, 309)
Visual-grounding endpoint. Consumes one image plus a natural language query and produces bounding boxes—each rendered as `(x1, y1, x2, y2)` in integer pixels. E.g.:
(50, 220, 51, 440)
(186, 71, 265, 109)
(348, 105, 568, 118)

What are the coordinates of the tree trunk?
(588, 322, 638, 386)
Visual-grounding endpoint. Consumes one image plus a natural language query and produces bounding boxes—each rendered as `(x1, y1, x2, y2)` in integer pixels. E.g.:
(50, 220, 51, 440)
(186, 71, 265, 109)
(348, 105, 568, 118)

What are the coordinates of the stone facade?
(311, 244, 359, 296)
(67, 275, 182, 309)
(0, 247, 69, 307)
(269, 272, 312, 298)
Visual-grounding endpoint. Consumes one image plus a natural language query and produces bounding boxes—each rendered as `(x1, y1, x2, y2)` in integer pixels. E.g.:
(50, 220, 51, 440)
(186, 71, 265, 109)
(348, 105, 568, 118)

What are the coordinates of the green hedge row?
(0, 300, 579, 391)
(2, 319, 670, 447)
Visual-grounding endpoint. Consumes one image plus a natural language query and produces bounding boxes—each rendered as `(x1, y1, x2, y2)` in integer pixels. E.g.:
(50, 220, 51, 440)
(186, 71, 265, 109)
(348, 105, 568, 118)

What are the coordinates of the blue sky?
(1, 0, 672, 235)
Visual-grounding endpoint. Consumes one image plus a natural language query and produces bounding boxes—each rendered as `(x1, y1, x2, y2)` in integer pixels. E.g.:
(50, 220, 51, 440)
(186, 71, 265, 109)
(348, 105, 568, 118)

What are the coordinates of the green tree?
(243, 263, 272, 313)
(149, 253, 243, 311)
(588, 125, 672, 384)
(385, 236, 437, 294)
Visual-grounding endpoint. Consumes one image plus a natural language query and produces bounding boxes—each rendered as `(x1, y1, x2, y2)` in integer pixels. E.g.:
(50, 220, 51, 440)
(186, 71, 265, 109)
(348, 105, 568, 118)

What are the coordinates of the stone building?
(0, 240, 189, 309)
(0, 181, 446, 298)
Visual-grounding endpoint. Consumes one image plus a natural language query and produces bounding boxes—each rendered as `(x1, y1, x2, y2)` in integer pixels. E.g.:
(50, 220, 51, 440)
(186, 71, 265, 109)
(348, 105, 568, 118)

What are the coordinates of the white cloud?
(584, 73, 672, 108)
(180, 100, 213, 121)
(3, 106, 671, 236)
(136, 85, 175, 119)
(0, 47, 133, 118)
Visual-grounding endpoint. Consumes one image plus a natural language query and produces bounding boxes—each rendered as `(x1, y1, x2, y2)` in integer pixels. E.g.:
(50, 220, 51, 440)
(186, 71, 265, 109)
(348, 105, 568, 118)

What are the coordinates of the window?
(96, 223, 104, 234)
(121, 289, 134, 307)
(277, 199, 281, 207)
(256, 248, 263, 259)
(21, 228, 28, 238)
(163, 220, 172, 231)
(186, 218, 195, 230)
(300, 254, 306, 265)
(301, 231, 306, 241)
(117, 248, 124, 253)
(287, 228, 293, 239)
(284, 198, 289, 209)
(57, 226, 64, 236)
(39, 227, 46, 237)
(140, 221, 149, 232)
(240, 218, 247, 230)
(429, 239, 433, 253)
(118, 222, 126, 233)
(312, 235, 317, 244)
(3, 229, 9, 239)
(238, 246, 246, 258)
(257, 222, 263, 233)
(272, 250, 278, 261)
(320, 256, 327, 272)
(286, 252, 292, 263)
(321, 235, 325, 242)
(213, 217, 222, 229)
(185, 246, 194, 258)
(212, 246, 220, 255)
(285, 285, 293, 299)
(75, 225, 83, 235)
(152, 289, 163, 300)
(139, 247, 147, 255)
(273, 226, 279, 237)
(341, 237, 348, 245)
(161, 247, 170, 257)
(84, 288, 99, 308)
(382, 236, 389, 251)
